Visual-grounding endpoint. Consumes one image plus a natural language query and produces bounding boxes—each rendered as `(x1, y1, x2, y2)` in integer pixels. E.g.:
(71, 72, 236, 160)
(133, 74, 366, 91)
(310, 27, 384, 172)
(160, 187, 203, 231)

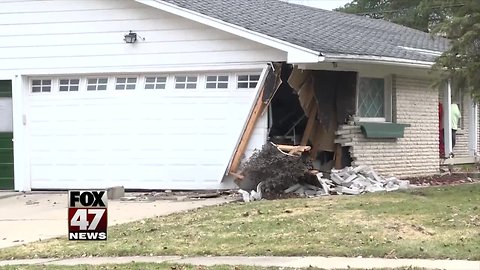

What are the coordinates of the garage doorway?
(0, 80, 14, 190)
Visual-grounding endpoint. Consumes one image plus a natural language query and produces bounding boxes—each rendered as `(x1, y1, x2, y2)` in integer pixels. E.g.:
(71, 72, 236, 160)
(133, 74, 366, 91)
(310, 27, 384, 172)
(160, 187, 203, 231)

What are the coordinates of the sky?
(284, 0, 352, 11)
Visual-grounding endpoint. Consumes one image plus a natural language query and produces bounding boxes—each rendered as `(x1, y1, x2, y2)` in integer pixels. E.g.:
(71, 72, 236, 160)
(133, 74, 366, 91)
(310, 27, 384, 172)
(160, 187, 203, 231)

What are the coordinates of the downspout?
(468, 98, 478, 157)
(443, 80, 452, 157)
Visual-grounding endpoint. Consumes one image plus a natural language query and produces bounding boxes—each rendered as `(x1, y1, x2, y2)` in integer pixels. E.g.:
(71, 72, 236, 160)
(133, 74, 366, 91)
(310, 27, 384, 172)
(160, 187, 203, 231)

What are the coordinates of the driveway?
(0, 192, 232, 249)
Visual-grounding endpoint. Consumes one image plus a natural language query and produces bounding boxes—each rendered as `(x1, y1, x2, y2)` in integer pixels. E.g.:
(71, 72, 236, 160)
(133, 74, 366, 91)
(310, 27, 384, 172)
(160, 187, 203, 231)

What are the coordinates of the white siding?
(0, 0, 287, 74)
(0, 0, 285, 190)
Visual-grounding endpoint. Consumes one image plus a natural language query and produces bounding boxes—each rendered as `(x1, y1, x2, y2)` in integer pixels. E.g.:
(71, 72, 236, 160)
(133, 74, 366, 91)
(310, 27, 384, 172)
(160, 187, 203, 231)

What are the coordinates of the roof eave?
(136, 0, 322, 63)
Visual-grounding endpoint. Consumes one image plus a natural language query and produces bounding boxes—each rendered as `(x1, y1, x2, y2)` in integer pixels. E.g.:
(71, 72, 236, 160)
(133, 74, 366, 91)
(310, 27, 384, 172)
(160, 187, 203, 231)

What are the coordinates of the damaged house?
(0, 0, 477, 191)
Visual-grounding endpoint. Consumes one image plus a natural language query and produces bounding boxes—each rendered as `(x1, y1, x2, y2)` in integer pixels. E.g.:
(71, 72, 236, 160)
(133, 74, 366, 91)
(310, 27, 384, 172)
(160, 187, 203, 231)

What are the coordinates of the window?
(357, 77, 387, 119)
(206, 75, 229, 89)
(175, 76, 197, 89)
(145, 76, 167, 90)
(115, 77, 137, 90)
(31, 79, 52, 93)
(59, 79, 80, 92)
(237, 74, 260, 89)
(87, 78, 108, 91)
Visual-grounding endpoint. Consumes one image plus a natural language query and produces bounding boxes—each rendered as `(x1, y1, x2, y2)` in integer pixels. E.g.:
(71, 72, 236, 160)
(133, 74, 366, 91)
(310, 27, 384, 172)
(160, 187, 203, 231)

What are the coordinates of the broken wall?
(311, 71, 356, 153)
(339, 75, 440, 177)
(287, 68, 356, 162)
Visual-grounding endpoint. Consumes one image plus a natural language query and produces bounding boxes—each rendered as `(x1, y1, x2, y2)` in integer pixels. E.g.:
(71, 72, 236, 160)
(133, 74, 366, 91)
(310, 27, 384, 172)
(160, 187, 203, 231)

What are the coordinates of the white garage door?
(27, 72, 262, 190)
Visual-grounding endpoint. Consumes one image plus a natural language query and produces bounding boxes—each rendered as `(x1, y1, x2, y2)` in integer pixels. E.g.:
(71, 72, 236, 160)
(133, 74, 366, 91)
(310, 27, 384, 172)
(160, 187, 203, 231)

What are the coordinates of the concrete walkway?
(0, 192, 232, 248)
(0, 256, 478, 269)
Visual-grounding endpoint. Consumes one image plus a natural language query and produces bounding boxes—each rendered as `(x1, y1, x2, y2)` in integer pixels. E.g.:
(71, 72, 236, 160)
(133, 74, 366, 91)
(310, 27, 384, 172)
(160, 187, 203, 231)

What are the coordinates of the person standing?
(451, 103, 461, 150)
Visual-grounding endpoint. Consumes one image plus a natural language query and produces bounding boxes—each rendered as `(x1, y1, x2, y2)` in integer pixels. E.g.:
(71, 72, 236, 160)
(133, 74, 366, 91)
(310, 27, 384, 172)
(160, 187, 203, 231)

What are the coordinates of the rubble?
(238, 182, 264, 202)
(285, 166, 410, 197)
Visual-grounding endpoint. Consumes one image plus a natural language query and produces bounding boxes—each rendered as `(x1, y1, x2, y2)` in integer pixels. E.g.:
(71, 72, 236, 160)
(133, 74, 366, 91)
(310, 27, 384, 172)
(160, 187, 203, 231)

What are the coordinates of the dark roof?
(160, 0, 449, 62)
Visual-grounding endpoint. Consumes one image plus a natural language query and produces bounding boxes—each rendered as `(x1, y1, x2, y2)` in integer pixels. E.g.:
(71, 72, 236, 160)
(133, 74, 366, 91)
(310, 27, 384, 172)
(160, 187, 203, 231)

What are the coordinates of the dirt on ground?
(405, 172, 479, 186)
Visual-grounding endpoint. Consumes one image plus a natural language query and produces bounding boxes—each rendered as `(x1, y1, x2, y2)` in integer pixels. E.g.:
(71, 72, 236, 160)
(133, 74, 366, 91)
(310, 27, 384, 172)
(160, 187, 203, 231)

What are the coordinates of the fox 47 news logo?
(68, 190, 108, 241)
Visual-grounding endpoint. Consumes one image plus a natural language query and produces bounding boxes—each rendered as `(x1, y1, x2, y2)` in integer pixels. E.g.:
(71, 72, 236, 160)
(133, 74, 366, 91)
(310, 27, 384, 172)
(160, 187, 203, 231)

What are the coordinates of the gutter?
(321, 54, 437, 69)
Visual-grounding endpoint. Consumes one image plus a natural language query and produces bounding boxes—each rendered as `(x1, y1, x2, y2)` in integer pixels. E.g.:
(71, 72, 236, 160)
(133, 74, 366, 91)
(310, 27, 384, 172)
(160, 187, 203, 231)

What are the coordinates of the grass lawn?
(1, 184, 479, 260)
(0, 264, 428, 270)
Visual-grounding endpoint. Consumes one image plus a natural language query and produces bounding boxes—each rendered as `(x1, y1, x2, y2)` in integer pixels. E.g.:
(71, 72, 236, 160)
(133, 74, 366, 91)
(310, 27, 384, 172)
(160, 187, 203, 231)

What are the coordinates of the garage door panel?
(28, 73, 261, 189)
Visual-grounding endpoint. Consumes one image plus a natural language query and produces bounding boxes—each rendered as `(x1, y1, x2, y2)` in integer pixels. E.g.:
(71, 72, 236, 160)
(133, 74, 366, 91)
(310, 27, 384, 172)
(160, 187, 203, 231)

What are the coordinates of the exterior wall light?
(124, 31, 138, 44)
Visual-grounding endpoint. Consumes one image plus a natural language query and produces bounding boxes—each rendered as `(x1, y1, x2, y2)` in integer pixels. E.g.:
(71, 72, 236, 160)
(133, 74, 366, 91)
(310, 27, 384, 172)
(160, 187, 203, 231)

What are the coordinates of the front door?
(0, 80, 13, 190)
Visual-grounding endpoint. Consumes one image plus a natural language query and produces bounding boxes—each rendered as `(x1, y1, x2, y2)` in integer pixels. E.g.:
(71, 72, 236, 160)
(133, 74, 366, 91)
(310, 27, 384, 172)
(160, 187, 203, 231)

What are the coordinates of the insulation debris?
(285, 166, 410, 197)
(238, 182, 264, 202)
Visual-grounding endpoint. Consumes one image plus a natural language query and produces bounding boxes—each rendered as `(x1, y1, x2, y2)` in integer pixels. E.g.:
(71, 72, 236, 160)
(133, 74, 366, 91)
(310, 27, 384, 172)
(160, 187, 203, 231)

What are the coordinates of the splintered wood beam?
(276, 144, 311, 152)
(300, 101, 317, 146)
(229, 87, 266, 174)
(229, 172, 245, 180)
(334, 144, 343, 169)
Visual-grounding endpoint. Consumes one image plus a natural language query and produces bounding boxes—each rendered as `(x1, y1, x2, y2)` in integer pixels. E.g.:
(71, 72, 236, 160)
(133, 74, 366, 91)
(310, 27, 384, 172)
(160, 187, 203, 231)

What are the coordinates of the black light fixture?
(124, 31, 137, 44)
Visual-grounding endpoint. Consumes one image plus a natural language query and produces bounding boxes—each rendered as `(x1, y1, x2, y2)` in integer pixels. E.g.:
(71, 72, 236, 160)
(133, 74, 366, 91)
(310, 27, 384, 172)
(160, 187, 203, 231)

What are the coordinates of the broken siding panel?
(349, 76, 439, 177)
(0, 0, 287, 73)
(243, 110, 269, 161)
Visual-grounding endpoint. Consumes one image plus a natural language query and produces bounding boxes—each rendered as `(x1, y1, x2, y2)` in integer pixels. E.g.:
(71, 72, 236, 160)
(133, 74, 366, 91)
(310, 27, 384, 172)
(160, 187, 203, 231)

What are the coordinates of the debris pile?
(286, 165, 410, 197)
(237, 165, 411, 202)
(240, 143, 312, 196)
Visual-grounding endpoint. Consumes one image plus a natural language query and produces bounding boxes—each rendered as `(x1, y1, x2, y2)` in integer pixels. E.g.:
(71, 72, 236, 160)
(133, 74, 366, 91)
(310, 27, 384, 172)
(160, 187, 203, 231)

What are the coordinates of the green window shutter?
(0, 132, 14, 190)
(0, 80, 12, 97)
(357, 122, 410, 139)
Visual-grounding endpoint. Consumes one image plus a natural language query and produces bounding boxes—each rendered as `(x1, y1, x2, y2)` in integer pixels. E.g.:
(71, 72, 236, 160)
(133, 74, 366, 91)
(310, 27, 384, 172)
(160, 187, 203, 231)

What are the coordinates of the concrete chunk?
(334, 138, 352, 144)
(369, 171, 384, 182)
(335, 186, 361, 195)
(107, 186, 125, 200)
(338, 125, 359, 130)
(365, 185, 386, 193)
(294, 186, 306, 196)
(305, 184, 320, 191)
(335, 129, 355, 135)
(331, 173, 345, 185)
(397, 180, 410, 190)
(284, 184, 302, 194)
(316, 176, 331, 195)
(344, 174, 357, 183)
(353, 165, 368, 173)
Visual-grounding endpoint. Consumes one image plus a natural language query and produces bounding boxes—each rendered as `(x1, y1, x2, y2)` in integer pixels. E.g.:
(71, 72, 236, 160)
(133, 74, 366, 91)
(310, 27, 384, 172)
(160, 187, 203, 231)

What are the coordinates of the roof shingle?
(160, 0, 449, 62)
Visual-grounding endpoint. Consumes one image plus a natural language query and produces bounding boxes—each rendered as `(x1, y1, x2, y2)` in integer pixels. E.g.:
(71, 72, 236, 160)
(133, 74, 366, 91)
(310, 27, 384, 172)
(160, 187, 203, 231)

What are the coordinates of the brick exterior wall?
(338, 75, 440, 178)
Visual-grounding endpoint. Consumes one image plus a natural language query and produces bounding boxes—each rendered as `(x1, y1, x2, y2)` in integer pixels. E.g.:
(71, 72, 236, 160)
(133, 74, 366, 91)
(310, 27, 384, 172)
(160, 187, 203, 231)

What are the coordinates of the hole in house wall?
(267, 64, 356, 172)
